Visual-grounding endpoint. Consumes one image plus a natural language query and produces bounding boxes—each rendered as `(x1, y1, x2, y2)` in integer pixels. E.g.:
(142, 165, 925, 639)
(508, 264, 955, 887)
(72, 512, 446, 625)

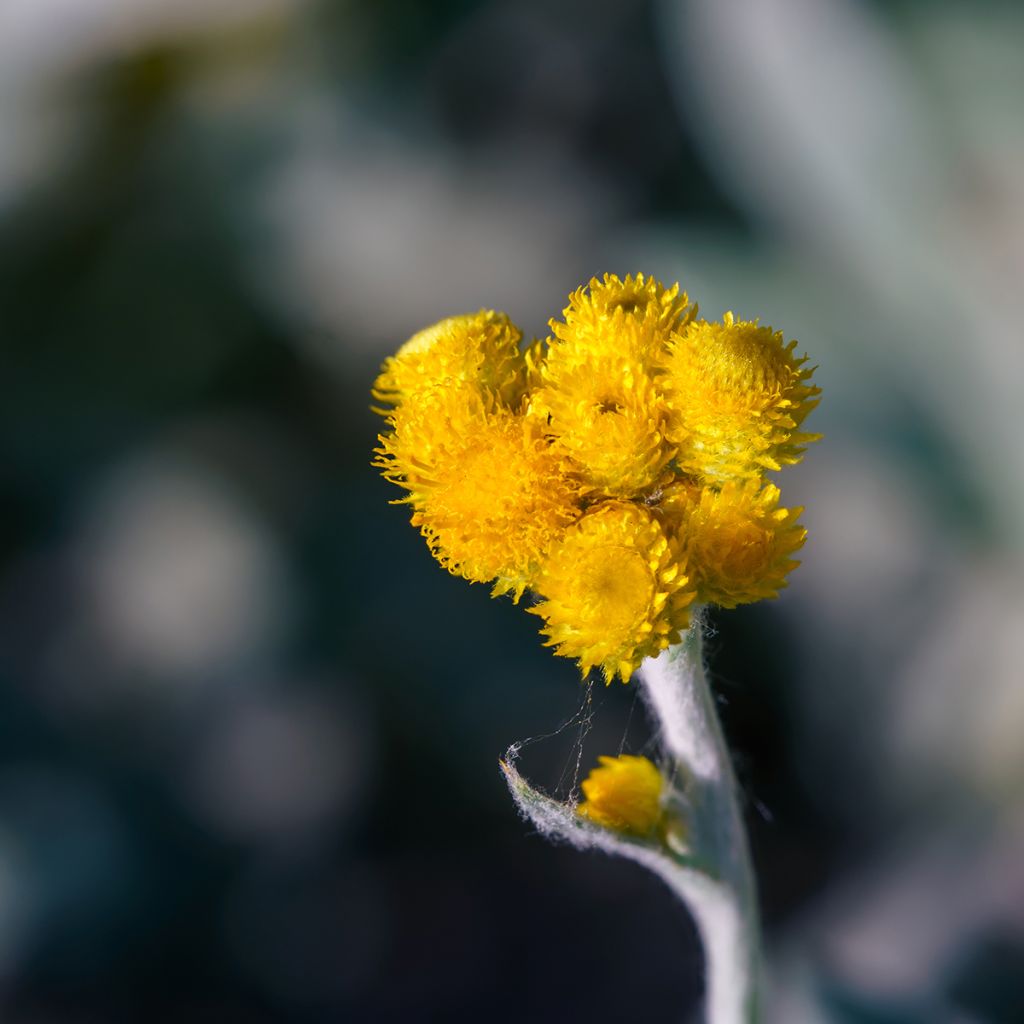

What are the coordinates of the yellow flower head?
(664, 313, 820, 482)
(375, 384, 579, 599)
(548, 272, 694, 370)
(530, 357, 674, 498)
(372, 310, 528, 411)
(530, 503, 695, 682)
(661, 479, 807, 608)
(372, 277, 821, 680)
(578, 754, 664, 835)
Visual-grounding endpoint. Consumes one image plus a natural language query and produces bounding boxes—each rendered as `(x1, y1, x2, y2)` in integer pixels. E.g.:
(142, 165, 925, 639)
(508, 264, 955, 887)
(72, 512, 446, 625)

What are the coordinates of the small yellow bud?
(578, 754, 664, 835)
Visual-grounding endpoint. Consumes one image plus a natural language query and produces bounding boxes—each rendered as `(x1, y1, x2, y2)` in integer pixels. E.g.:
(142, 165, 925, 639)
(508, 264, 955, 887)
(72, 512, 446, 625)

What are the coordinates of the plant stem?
(638, 619, 762, 1024)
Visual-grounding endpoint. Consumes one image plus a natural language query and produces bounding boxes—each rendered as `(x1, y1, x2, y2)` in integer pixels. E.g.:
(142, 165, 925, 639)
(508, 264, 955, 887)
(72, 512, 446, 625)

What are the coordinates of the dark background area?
(1, 0, 1023, 1021)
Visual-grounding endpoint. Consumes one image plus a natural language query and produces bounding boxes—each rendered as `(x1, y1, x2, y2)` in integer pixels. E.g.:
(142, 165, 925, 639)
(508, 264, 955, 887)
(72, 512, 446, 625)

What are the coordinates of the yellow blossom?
(549, 273, 694, 369)
(372, 310, 528, 411)
(578, 754, 664, 835)
(372, 276, 821, 681)
(530, 357, 674, 497)
(530, 503, 695, 682)
(664, 313, 820, 482)
(375, 384, 579, 599)
(661, 479, 807, 608)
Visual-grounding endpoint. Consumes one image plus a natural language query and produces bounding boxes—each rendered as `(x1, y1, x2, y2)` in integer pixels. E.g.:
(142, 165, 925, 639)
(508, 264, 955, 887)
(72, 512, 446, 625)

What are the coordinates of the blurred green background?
(1, 0, 1023, 1021)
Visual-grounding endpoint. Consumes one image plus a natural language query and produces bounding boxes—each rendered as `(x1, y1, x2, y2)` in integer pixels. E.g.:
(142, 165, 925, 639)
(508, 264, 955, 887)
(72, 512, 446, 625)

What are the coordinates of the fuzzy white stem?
(638, 622, 762, 1024)
(640, 630, 722, 782)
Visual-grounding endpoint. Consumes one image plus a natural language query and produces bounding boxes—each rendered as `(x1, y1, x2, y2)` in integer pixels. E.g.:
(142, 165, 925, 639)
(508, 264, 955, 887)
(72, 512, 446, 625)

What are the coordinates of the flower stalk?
(638, 620, 761, 1024)
(503, 618, 761, 1024)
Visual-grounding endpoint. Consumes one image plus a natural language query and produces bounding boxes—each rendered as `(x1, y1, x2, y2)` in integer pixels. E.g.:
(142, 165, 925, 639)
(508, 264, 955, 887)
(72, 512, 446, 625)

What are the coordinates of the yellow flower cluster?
(373, 275, 820, 681)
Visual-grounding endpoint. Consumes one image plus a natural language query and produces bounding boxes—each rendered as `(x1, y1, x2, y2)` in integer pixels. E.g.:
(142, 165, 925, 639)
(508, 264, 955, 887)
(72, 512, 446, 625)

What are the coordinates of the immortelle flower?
(373, 275, 822, 1024)
(372, 310, 529, 410)
(529, 502, 694, 683)
(659, 479, 807, 608)
(374, 383, 578, 600)
(664, 312, 820, 483)
(527, 275, 690, 502)
(530, 356, 675, 497)
(578, 754, 665, 835)
(551, 272, 694, 367)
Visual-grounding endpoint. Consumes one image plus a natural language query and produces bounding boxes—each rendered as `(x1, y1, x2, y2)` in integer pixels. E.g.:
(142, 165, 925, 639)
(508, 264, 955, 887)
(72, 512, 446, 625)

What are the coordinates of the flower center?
(579, 545, 655, 633)
(717, 522, 772, 579)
